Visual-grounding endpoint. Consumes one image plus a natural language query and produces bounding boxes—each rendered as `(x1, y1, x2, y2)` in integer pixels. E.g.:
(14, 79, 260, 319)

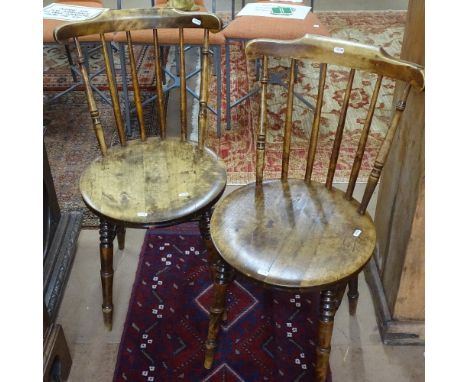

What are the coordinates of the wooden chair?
(203, 34, 424, 380)
(54, 8, 227, 330)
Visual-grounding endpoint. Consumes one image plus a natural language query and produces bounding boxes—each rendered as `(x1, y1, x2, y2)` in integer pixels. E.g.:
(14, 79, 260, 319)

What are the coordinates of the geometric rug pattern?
(113, 223, 332, 381)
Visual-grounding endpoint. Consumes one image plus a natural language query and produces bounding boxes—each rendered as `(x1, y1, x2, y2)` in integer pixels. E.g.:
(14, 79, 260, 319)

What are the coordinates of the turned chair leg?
(204, 255, 234, 370)
(99, 219, 115, 330)
(116, 225, 126, 251)
(347, 275, 359, 316)
(316, 286, 345, 382)
(199, 209, 229, 323)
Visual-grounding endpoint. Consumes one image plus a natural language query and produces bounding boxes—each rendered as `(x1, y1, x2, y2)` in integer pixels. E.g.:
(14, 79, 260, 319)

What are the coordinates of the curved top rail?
(54, 8, 223, 43)
(245, 34, 425, 91)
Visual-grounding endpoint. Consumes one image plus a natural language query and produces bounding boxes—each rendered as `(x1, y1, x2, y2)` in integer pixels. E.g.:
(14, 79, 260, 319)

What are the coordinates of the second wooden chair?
(203, 34, 424, 381)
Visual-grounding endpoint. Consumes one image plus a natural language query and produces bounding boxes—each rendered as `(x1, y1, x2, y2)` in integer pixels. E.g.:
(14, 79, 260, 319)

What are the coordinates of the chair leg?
(99, 218, 116, 330)
(315, 286, 342, 382)
(199, 209, 228, 322)
(116, 225, 126, 250)
(347, 275, 359, 316)
(204, 255, 234, 369)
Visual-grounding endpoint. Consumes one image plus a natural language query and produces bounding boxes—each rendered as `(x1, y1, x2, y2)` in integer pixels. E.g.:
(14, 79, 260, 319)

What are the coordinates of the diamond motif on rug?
(196, 280, 259, 331)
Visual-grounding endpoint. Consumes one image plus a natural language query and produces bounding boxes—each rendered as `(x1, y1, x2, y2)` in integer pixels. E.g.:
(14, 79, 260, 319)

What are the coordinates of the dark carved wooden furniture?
(203, 35, 424, 380)
(43, 140, 82, 321)
(54, 8, 226, 330)
(43, 302, 72, 382)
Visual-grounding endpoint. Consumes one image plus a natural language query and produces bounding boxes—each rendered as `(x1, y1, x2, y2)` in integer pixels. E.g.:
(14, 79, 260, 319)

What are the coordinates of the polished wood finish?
(205, 35, 425, 376)
(100, 34, 126, 146)
(305, 63, 327, 181)
(325, 68, 355, 189)
(281, 58, 296, 180)
(54, 8, 223, 43)
(204, 254, 235, 369)
(211, 180, 376, 288)
(127, 31, 147, 141)
(198, 29, 210, 147)
(80, 138, 226, 225)
(116, 225, 126, 250)
(54, 9, 226, 329)
(345, 74, 383, 200)
(99, 219, 115, 330)
(74, 37, 107, 155)
(245, 34, 424, 91)
(256, 55, 269, 185)
(153, 29, 167, 139)
(316, 286, 344, 382)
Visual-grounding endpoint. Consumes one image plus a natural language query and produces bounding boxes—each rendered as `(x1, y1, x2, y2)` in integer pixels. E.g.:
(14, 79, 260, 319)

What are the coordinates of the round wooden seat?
(210, 179, 376, 289)
(80, 137, 226, 225)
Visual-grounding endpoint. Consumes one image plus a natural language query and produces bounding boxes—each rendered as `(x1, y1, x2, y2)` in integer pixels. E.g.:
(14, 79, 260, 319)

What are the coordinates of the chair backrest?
(245, 34, 424, 215)
(54, 8, 223, 155)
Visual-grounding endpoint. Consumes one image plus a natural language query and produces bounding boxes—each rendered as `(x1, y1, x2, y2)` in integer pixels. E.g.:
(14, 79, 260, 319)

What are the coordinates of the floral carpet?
(43, 11, 406, 226)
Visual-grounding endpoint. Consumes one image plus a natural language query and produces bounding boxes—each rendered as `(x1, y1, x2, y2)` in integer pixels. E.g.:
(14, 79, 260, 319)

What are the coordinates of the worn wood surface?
(374, 0, 425, 321)
(206, 34, 425, 373)
(245, 34, 424, 91)
(54, 8, 223, 43)
(80, 138, 226, 225)
(55, 9, 227, 332)
(211, 180, 376, 288)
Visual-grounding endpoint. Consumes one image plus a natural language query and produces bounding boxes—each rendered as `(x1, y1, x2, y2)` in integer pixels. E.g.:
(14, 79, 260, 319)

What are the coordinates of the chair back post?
(358, 83, 411, 214)
(256, 55, 269, 185)
(198, 29, 210, 147)
(73, 37, 108, 155)
(281, 58, 296, 181)
(245, 35, 424, 211)
(54, 8, 223, 150)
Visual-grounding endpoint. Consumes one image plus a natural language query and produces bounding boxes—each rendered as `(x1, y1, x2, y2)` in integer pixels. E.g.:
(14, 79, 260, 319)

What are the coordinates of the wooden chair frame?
(54, 8, 227, 330)
(203, 34, 424, 380)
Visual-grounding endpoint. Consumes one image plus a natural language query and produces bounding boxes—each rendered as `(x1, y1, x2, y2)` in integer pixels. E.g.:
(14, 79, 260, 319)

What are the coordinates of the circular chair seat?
(210, 179, 376, 288)
(80, 137, 226, 225)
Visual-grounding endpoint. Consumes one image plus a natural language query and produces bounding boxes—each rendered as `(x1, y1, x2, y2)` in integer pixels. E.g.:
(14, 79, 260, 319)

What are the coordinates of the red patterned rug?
(113, 223, 332, 381)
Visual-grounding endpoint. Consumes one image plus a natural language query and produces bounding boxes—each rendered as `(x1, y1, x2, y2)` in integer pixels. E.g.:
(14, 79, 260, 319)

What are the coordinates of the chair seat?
(210, 179, 376, 288)
(222, 10, 330, 40)
(80, 137, 227, 225)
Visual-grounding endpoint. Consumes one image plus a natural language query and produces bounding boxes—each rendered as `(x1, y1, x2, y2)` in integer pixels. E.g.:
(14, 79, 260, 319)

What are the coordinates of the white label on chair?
(192, 18, 202, 25)
(353, 229, 362, 237)
(138, 212, 148, 217)
(313, 24, 320, 27)
(334, 47, 345, 54)
(179, 192, 190, 197)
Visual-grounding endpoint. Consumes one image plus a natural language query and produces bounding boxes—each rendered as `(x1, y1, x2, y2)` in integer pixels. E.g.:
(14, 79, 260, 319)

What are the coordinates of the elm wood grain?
(205, 35, 425, 378)
(80, 138, 226, 226)
(54, 8, 223, 43)
(245, 34, 424, 91)
(211, 180, 376, 288)
(53, 9, 226, 329)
